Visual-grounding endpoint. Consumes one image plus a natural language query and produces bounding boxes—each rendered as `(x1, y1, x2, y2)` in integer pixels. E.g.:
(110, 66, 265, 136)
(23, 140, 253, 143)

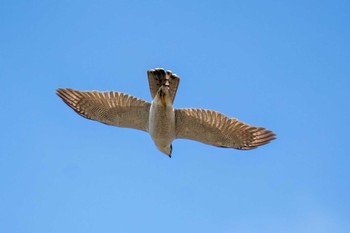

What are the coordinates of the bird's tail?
(147, 68, 180, 104)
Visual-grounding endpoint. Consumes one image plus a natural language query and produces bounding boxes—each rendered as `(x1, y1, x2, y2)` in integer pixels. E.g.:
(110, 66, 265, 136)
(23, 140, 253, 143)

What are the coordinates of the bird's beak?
(168, 144, 172, 158)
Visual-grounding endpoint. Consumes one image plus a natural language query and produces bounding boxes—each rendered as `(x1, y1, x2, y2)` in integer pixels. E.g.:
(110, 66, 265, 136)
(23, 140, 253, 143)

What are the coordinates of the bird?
(56, 68, 275, 157)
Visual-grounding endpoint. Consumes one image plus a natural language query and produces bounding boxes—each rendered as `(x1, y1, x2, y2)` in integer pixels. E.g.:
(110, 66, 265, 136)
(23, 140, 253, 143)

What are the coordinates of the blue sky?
(1, 0, 349, 232)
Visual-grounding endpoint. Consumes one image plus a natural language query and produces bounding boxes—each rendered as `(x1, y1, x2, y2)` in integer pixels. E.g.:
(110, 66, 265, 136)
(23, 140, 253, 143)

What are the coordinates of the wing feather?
(175, 108, 275, 150)
(56, 88, 151, 132)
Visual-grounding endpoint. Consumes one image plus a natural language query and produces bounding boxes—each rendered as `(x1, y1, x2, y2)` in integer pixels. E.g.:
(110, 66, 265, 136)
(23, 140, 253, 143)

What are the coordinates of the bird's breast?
(149, 98, 176, 147)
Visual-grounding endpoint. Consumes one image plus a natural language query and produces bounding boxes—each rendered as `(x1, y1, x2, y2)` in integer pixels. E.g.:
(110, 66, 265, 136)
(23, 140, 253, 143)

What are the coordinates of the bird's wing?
(147, 68, 180, 103)
(175, 108, 275, 149)
(56, 88, 151, 132)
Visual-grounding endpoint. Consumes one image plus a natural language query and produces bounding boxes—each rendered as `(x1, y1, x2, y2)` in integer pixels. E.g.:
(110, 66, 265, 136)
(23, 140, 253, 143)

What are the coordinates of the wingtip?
(56, 88, 70, 96)
(254, 129, 276, 148)
(56, 88, 63, 94)
(239, 128, 276, 150)
(56, 88, 65, 98)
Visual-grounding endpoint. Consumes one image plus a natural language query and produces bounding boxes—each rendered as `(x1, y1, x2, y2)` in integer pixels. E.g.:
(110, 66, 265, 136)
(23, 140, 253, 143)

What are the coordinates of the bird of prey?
(56, 68, 275, 157)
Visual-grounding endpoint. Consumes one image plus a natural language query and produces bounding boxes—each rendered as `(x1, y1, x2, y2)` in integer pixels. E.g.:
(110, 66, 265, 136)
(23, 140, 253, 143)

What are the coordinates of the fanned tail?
(147, 68, 180, 103)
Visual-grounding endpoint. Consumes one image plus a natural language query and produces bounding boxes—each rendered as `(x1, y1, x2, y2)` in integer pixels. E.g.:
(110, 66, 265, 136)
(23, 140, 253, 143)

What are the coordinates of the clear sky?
(1, 0, 349, 232)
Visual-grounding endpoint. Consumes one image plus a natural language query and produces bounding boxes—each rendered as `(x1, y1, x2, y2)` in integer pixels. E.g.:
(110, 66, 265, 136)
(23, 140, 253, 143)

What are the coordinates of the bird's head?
(158, 144, 172, 158)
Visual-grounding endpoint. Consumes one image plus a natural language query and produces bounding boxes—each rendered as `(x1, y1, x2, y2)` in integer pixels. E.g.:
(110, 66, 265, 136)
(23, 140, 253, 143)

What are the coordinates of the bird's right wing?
(175, 108, 275, 150)
(56, 88, 151, 132)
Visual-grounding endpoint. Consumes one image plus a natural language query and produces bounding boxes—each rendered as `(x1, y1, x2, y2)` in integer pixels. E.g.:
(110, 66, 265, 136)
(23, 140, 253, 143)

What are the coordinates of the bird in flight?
(56, 68, 275, 157)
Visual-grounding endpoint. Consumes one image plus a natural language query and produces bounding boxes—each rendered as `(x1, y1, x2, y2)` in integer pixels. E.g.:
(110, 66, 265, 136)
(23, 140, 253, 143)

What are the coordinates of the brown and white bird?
(56, 68, 275, 157)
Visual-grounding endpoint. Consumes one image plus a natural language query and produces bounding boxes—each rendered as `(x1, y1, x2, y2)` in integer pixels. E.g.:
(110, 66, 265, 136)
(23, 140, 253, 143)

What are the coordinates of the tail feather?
(147, 68, 180, 103)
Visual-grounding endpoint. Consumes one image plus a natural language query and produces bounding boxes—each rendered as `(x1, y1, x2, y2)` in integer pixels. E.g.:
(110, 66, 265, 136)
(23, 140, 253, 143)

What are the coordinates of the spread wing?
(175, 108, 275, 149)
(147, 68, 180, 104)
(56, 88, 151, 132)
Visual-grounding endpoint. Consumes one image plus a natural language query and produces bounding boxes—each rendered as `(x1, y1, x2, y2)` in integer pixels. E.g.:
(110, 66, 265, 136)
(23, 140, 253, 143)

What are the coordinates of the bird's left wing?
(56, 88, 151, 132)
(175, 108, 275, 150)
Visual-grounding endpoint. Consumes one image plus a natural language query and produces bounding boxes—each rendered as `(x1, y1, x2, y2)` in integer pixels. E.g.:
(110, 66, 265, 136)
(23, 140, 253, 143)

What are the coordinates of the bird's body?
(56, 68, 275, 157)
(149, 86, 176, 155)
